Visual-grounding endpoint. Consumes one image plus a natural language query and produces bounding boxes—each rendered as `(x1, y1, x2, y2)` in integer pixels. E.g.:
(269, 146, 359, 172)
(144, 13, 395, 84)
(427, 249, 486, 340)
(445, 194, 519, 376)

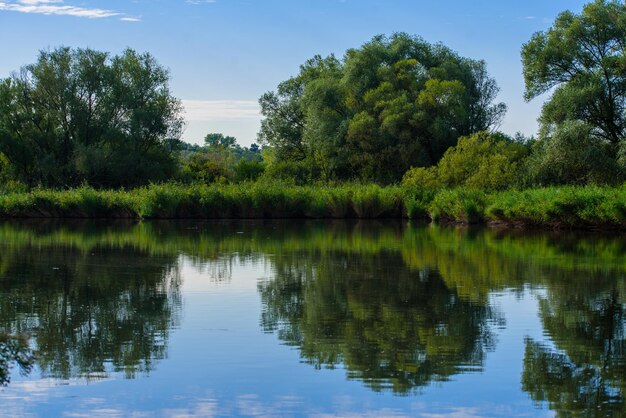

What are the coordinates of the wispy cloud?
(0, 0, 139, 21)
(185, 0, 216, 4)
(182, 100, 261, 121)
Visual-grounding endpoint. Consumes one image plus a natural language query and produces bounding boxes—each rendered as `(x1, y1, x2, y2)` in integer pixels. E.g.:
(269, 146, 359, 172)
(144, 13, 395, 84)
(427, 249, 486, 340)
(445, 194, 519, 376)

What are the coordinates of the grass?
(1, 182, 626, 228)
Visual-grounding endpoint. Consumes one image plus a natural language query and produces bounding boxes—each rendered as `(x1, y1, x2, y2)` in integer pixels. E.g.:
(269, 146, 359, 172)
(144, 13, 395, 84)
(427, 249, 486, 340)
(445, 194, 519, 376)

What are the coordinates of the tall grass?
(485, 185, 626, 228)
(1, 183, 626, 228)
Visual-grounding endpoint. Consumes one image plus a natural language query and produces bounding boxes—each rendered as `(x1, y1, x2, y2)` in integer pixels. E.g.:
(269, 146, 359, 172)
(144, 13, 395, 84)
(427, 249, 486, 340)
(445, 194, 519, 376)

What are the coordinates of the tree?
(259, 33, 506, 183)
(204, 133, 236, 149)
(0, 47, 184, 188)
(522, 0, 626, 147)
(258, 55, 342, 163)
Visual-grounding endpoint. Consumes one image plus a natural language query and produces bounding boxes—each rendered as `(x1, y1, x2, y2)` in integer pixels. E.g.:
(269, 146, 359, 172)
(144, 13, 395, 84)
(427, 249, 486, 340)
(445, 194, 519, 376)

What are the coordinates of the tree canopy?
(259, 33, 506, 183)
(522, 0, 626, 146)
(0, 47, 184, 188)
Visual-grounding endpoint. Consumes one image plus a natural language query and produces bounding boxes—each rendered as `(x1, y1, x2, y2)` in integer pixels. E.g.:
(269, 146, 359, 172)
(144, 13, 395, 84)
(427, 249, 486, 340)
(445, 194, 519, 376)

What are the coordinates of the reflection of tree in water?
(522, 274, 626, 417)
(0, 245, 182, 381)
(259, 251, 499, 394)
(0, 333, 34, 386)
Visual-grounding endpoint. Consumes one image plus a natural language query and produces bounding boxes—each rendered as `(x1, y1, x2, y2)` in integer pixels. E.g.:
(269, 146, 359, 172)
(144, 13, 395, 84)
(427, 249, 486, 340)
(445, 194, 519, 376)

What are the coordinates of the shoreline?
(0, 183, 624, 231)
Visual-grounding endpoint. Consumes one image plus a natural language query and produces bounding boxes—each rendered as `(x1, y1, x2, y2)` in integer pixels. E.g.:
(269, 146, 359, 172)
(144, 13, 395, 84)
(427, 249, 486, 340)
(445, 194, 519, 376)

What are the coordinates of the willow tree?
(522, 0, 626, 147)
(0, 47, 183, 188)
(259, 33, 506, 183)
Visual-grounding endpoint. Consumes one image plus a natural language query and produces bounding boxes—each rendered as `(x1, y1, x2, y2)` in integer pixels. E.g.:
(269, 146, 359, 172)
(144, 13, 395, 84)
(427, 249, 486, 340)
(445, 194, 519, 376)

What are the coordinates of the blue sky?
(0, 0, 588, 146)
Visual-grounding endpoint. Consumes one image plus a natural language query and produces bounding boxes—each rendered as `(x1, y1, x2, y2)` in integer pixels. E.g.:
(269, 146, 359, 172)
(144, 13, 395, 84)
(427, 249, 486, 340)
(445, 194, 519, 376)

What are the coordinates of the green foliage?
(403, 188, 437, 219)
(401, 167, 440, 190)
(204, 133, 237, 149)
(260, 159, 316, 185)
(0, 47, 183, 188)
(486, 185, 626, 227)
(258, 55, 342, 164)
(402, 132, 528, 191)
(524, 121, 623, 186)
(181, 150, 234, 184)
(234, 159, 265, 182)
(1, 182, 626, 229)
(522, 0, 626, 145)
(177, 135, 263, 184)
(260, 33, 506, 183)
(429, 188, 488, 224)
(437, 132, 528, 190)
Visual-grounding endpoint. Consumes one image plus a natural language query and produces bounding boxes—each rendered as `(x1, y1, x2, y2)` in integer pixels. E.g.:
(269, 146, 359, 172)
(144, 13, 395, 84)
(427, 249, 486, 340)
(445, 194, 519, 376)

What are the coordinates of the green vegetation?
(0, 47, 183, 188)
(258, 33, 506, 183)
(0, 1, 625, 227)
(0, 183, 624, 229)
(402, 131, 529, 191)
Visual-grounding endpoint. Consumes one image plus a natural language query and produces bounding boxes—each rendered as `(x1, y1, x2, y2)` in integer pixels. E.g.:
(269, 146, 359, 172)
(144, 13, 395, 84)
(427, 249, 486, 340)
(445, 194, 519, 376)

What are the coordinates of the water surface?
(1, 220, 625, 417)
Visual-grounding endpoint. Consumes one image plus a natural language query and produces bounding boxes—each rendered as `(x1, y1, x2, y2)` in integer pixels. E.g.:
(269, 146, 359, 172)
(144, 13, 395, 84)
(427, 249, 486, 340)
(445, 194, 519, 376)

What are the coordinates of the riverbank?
(0, 183, 625, 229)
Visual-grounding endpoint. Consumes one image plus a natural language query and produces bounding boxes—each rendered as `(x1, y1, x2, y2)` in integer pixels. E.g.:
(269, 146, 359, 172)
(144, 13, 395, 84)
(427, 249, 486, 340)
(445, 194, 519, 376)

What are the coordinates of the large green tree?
(522, 0, 626, 147)
(259, 33, 506, 183)
(0, 47, 184, 188)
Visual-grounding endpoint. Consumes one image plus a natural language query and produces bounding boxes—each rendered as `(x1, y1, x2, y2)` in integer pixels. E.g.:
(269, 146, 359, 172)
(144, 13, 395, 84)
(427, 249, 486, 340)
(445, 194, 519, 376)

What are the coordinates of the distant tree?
(522, 0, 626, 147)
(179, 134, 264, 184)
(249, 143, 260, 153)
(204, 133, 236, 149)
(0, 47, 183, 188)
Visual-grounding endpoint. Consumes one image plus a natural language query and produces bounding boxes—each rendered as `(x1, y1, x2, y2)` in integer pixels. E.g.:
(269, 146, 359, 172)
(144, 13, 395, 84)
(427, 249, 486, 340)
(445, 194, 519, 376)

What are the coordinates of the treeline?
(0, 0, 624, 193)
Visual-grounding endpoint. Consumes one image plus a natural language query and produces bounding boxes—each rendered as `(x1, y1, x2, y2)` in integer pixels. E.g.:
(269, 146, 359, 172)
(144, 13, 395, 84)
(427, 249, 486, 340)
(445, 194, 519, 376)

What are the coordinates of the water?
(0, 220, 625, 417)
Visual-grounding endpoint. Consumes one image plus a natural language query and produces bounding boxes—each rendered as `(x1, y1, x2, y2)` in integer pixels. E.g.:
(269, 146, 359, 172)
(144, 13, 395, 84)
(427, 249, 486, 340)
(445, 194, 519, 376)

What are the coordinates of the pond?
(0, 220, 624, 417)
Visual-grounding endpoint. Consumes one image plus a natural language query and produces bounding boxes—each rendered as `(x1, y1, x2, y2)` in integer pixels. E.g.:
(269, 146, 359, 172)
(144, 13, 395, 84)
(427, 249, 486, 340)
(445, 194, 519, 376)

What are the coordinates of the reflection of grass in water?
(2, 219, 625, 277)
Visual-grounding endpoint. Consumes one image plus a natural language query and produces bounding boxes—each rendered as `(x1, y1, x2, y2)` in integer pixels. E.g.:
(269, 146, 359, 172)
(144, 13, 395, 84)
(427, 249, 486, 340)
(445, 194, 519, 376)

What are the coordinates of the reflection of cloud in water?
(236, 394, 304, 416)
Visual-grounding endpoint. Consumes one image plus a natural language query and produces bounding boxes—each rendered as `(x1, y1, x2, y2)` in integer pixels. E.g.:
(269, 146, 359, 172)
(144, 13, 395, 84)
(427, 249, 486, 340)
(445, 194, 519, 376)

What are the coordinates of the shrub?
(524, 121, 623, 186)
(401, 167, 440, 190)
(436, 131, 528, 190)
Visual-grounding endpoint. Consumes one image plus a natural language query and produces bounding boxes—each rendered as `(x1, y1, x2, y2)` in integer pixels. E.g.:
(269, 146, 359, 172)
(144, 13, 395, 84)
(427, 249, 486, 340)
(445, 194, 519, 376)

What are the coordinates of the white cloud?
(120, 16, 140, 22)
(182, 100, 261, 121)
(0, 0, 126, 19)
(185, 0, 216, 4)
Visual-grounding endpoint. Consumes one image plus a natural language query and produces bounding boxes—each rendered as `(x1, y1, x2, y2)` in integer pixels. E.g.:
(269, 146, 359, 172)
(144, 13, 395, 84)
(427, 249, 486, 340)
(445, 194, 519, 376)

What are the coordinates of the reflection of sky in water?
(2, 255, 554, 417)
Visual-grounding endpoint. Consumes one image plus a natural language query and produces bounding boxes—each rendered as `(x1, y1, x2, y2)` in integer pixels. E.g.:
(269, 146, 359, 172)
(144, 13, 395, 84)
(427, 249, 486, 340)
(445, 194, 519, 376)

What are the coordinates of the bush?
(234, 159, 265, 182)
(524, 121, 623, 186)
(261, 160, 316, 185)
(401, 167, 440, 190)
(436, 131, 528, 190)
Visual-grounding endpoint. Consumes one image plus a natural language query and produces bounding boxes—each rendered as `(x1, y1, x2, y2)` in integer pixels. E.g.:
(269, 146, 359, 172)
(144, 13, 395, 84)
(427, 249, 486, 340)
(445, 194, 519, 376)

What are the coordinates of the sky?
(0, 0, 589, 146)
